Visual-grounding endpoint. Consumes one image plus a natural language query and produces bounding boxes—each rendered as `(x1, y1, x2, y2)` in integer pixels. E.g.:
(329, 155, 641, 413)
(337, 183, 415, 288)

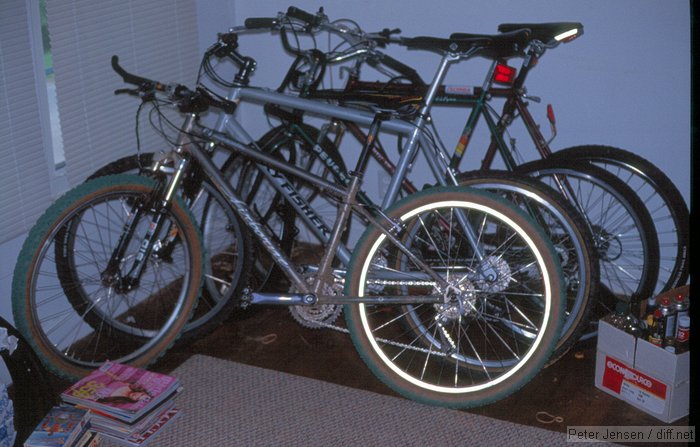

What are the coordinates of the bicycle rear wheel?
(12, 175, 204, 380)
(516, 159, 659, 313)
(344, 186, 565, 408)
(552, 145, 689, 295)
(456, 171, 598, 364)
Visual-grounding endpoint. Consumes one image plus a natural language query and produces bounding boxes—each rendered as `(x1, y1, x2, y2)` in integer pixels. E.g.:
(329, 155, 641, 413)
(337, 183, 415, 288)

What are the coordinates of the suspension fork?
(102, 143, 192, 292)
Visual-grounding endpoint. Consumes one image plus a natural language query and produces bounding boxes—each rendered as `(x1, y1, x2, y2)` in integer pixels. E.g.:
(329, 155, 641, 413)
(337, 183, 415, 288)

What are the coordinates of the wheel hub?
(434, 281, 476, 322)
(475, 256, 512, 293)
(592, 224, 623, 261)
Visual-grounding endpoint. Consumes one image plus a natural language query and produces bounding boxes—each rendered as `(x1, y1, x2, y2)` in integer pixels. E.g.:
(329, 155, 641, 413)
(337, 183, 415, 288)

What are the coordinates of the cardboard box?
(595, 319, 690, 423)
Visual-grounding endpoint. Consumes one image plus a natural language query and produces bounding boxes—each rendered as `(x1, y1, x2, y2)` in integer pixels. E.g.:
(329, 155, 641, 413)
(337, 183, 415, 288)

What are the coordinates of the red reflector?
(493, 63, 517, 85)
(547, 104, 556, 125)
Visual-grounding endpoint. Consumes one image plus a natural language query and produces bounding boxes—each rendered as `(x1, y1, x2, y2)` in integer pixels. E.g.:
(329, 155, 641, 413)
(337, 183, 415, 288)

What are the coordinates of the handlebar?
(112, 55, 236, 114)
(286, 6, 323, 28)
(239, 7, 420, 83)
(244, 17, 279, 30)
(201, 6, 420, 87)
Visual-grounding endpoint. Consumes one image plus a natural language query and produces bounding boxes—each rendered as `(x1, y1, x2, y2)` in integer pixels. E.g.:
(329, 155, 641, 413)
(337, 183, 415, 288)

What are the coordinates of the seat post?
(351, 111, 393, 178)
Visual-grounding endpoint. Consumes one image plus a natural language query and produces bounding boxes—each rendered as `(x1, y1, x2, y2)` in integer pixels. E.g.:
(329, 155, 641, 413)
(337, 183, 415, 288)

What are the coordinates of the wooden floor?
(149, 304, 692, 436)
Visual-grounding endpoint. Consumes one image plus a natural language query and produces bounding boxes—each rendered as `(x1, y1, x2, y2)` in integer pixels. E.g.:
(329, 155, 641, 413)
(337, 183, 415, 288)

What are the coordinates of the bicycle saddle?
(496, 22, 583, 45)
(402, 29, 530, 58)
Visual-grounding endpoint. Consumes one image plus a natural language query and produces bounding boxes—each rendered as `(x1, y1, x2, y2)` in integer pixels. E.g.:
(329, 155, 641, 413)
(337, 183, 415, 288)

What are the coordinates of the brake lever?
(371, 28, 401, 48)
(114, 86, 155, 102)
(114, 88, 139, 96)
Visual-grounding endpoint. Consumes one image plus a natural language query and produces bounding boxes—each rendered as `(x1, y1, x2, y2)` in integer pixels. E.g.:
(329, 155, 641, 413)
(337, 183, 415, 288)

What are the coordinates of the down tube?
(186, 143, 310, 291)
(209, 122, 356, 266)
(239, 88, 422, 206)
(251, 162, 355, 266)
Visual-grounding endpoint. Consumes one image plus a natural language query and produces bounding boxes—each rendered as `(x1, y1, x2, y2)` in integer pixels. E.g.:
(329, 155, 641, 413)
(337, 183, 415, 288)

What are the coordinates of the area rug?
(113, 354, 585, 446)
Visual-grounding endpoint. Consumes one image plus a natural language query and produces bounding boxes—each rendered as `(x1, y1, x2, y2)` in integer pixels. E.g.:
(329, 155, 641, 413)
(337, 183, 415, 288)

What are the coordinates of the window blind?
(0, 0, 54, 243)
(47, 0, 200, 186)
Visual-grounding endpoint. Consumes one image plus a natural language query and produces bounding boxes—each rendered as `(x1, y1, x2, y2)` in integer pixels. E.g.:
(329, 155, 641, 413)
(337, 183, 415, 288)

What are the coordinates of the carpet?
(113, 354, 593, 446)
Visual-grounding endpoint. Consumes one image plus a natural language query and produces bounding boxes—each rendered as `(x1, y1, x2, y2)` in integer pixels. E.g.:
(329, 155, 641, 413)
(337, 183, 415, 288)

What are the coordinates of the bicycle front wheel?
(344, 187, 565, 408)
(516, 159, 659, 308)
(12, 175, 204, 380)
(84, 153, 251, 341)
(456, 170, 598, 364)
(552, 145, 689, 295)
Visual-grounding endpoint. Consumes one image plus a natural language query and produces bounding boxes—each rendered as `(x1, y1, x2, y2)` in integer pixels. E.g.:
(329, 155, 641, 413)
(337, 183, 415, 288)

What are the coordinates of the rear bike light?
(554, 28, 580, 43)
(493, 62, 517, 85)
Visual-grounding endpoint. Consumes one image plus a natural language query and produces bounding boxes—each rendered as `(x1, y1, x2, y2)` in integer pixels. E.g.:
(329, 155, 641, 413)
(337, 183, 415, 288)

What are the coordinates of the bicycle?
(86, 11, 600, 363)
(452, 24, 688, 300)
(284, 13, 685, 302)
(236, 9, 669, 316)
(235, 10, 659, 327)
(13, 47, 567, 409)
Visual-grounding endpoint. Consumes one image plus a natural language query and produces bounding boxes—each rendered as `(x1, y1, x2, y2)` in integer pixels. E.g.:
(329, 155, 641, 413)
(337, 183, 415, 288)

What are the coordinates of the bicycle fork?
(100, 158, 186, 293)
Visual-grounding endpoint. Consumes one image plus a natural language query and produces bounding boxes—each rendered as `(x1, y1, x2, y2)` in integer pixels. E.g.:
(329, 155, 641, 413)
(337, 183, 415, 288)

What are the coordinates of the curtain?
(0, 0, 53, 243)
(47, 0, 200, 186)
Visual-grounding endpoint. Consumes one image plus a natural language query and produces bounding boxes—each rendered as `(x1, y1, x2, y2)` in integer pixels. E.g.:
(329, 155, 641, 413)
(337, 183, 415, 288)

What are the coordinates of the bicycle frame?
(292, 46, 596, 234)
(161, 111, 458, 304)
(191, 49, 491, 260)
(306, 54, 554, 183)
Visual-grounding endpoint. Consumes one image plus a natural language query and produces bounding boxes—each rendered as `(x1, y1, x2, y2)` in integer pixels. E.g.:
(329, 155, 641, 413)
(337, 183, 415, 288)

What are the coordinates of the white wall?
(0, 0, 691, 326)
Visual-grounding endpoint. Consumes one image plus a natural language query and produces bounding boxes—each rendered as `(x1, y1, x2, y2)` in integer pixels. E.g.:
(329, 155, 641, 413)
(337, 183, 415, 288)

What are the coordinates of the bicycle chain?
(306, 276, 453, 357)
(288, 274, 455, 357)
(312, 319, 449, 357)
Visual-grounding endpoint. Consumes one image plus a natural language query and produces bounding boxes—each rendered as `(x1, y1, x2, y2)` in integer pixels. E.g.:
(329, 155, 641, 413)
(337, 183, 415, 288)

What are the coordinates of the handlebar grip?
(114, 88, 138, 96)
(286, 6, 318, 26)
(244, 17, 278, 29)
(111, 55, 160, 88)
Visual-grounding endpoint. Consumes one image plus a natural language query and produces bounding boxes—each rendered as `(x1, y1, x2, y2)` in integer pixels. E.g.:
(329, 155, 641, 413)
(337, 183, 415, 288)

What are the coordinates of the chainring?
(289, 275, 343, 329)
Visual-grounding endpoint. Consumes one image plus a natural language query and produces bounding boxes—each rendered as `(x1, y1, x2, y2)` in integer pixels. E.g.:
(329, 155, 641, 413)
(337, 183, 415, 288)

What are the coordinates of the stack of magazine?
(60, 362, 182, 446)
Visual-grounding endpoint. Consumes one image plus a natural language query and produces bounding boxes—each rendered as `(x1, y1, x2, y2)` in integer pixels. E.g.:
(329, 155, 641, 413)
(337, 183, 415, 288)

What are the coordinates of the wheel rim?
(35, 187, 194, 369)
(356, 199, 555, 393)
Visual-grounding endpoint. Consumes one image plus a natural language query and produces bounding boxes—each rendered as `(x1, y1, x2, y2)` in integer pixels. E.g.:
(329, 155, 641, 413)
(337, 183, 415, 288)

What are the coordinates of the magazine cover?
(89, 397, 179, 438)
(61, 362, 179, 421)
(23, 406, 88, 447)
(99, 408, 181, 447)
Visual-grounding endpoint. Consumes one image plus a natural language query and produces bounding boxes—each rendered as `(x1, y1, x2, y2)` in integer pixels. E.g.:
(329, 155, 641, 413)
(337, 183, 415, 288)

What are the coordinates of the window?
(39, 0, 65, 168)
(46, 0, 200, 186)
(0, 0, 53, 243)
